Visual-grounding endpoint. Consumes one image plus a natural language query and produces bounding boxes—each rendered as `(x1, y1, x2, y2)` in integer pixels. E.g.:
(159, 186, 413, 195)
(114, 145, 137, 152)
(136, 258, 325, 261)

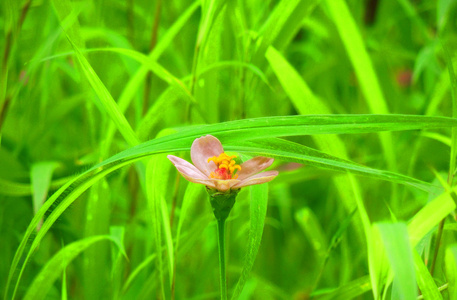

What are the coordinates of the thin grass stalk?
(217, 218, 227, 300)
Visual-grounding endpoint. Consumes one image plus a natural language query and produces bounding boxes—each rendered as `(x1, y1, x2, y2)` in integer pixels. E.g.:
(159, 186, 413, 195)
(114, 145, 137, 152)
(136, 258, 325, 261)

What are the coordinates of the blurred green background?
(1, 0, 457, 299)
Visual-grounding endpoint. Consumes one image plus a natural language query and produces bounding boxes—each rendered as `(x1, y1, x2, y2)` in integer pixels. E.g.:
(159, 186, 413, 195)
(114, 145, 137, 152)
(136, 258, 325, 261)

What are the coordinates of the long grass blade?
(231, 184, 269, 299)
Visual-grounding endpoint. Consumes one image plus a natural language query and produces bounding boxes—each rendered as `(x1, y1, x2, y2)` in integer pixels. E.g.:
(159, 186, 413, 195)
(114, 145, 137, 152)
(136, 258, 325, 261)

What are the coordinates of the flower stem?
(217, 218, 227, 300)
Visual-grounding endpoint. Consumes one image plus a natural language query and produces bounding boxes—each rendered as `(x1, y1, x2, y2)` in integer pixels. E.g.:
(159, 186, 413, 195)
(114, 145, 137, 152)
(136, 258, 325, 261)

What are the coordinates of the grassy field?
(1, 0, 457, 299)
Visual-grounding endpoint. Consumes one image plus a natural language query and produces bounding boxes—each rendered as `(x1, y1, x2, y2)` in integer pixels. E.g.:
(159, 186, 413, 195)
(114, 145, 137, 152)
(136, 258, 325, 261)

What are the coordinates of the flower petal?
(191, 135, 224, 176)
(231, 170, 278, 189)
(180, 173, 217, 189)
(167, 155, 207, 179)
(236, 157, 274, 180)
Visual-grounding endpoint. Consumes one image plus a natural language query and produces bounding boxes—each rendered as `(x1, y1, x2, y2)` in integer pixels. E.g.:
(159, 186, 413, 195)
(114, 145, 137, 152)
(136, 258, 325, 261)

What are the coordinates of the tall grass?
(1, 0, 457, 299)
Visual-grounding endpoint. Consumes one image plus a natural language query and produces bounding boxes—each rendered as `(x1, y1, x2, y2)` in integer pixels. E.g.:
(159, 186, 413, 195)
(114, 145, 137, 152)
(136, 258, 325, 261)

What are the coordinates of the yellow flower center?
(207, 153, 241, 179)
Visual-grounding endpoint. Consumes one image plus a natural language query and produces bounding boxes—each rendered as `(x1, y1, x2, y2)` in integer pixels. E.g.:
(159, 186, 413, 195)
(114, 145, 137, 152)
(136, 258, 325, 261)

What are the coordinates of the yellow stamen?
(206, 152, 242, 178)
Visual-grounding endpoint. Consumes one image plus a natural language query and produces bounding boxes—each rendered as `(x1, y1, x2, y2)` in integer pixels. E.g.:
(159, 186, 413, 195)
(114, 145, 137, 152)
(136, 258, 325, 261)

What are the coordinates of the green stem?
(217, 218, 227, 300)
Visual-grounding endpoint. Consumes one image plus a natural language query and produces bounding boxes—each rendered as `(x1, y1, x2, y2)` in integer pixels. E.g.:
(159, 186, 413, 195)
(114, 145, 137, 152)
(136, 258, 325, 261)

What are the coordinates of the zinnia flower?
(167, 135, 278, 192)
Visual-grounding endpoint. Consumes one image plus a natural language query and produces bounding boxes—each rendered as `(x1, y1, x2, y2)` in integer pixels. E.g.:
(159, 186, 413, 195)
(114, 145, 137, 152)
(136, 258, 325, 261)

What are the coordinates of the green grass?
(1, 0, 457, 299)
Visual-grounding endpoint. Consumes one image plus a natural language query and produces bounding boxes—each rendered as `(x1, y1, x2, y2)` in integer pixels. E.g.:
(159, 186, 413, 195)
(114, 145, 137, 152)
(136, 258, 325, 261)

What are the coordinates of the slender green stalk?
(208, 188, 238, 299)
(217, 218, 227, 300)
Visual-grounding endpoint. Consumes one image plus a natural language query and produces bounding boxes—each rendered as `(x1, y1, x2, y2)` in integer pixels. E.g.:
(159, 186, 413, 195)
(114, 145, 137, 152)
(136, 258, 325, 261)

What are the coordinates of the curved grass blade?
(98, 114, 457, 168)
(23, 235, 115, 300)
(121, 254, 157, 295)
(231, 184, 268, 299)
(5, 158, 139, 299)
(230, 138, 435, 192)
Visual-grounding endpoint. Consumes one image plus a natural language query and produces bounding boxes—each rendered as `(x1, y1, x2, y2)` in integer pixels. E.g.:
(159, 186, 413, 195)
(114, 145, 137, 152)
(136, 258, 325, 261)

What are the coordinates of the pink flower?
(167, 135, 278, 192)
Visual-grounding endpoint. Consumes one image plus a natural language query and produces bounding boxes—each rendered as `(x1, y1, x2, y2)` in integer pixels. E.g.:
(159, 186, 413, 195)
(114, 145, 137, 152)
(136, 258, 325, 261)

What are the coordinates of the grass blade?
(413, 250, 442, 299)
(445, 244, 457, 299)
(324, 0, 396, 171)
(23, 236, 115, 300)
(376, 222, 417, 300)
(231, 184, 269, 299)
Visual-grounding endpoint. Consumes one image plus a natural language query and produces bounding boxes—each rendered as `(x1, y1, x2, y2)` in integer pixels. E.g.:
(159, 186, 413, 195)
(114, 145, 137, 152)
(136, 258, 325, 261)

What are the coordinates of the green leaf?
(324, 0, 396, 171)
(231, 184, 269, 299)
(176, 182, 203, 253)
(413, 250, 442, 300)
(445, 244, 457, 299)
(295, 208, 327, 259)
(376, 222, 417, 300)
(66, 38, 140, 147)
(31, 162, 57, 215)
(146, 155, 174, 296)
(23, 236, 115, 300)
(408, 187, 456, 247)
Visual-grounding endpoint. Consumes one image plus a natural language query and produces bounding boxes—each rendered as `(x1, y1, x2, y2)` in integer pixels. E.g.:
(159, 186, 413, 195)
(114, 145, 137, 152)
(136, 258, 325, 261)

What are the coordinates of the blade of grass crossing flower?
(230, 139, 434, 192)
(412, 250, 443, 299)
(445, 244, 457, 299)
(231, 184, 268, 299)
(324, 0, 396, 173)
(23, 236, 115, 300)
(375, 222, 417, 300)
(146, 155, 174, 296)
(100, 114, 457, 168)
